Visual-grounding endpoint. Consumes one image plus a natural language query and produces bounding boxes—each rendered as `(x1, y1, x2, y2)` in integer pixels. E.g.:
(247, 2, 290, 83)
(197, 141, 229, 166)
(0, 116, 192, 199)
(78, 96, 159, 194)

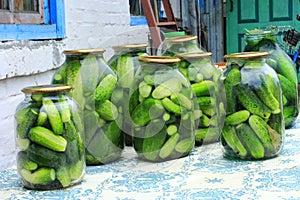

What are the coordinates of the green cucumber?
(42, 98, 64, 135)
(221, 125, 248, 157)
(249, 115, 274, 153)
(29, 126, 67, 152)
(236, 84, 271, 119)
(21, 168, 55, 185)
(159, 133, 180, 159)
(175, 138, 194, 154)
(225, 110, 250, 125)
(236, 123, 265, 159)
(94, 74, 117, 104)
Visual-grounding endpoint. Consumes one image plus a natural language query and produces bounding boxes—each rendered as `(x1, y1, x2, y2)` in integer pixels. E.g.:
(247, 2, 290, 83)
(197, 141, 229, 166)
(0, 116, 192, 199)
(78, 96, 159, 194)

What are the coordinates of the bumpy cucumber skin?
(236, 123, 265, 159)
(253, 75, 280, 113)
(29, 126, 67, 152)
(142, 127, 167, 161)
(42, 98, 64, 135)
(236, 84, 271, 119)
(249, 115, 275, 154)
(15, 107, 39, 139)
(225, 110, 250, 125)
(94, 74, 117, 104)
(221, 125, 248, 158)
(191, 80, 216, 96)
(131, 98, 161, 126)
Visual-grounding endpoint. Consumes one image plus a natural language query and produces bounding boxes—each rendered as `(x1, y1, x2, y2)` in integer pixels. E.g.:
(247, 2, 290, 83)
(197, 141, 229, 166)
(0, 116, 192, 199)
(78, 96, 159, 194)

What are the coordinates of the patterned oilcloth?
(1, 123, 300, 200)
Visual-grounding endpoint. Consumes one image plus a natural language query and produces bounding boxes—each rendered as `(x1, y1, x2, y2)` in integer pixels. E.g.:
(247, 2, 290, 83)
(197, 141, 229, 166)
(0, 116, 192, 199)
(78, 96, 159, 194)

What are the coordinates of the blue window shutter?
(0, 0, 66, 41)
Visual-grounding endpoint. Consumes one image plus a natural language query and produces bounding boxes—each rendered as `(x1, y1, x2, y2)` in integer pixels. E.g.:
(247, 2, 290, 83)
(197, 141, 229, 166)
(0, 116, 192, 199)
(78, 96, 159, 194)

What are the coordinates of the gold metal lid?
(63, 49, 105, 55)
(165, 35, 198, 43)
(112, 44, 148, 50)
(177, 52, 212, 59)
(138, 56, 180, 64)
(22, 84, 72, 93)
(224, 52, 269, 59)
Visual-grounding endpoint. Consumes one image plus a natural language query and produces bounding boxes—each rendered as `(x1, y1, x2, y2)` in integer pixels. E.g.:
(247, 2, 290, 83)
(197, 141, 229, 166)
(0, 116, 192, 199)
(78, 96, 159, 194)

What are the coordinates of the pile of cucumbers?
(129, 56, 195, 162)
(244, 28, 299, 128)
(52, 53, 124, 165)
(177, 53, 225, 145)
(220, 54, 284, 160)
(15, 88, 85, 189)
(108, 45, 147, 146)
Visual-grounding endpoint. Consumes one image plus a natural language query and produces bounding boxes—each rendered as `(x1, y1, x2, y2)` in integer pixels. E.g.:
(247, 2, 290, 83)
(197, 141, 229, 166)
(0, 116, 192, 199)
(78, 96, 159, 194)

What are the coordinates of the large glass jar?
(108, 44, 147, 146)
(177, 52, 225, 145)
(52, 49, 124, 165)
(244, 29, 299, 128)
(157, 35, 203, 56)
(219, 52, 284, 160)
(14, 85, 85, 190)
(129, 56, 195, 162)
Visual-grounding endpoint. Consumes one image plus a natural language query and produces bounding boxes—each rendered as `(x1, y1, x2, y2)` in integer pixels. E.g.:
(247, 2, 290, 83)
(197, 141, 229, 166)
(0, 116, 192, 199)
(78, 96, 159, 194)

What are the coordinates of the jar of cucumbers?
(52, 49, 124, 165)
(108, 44, 147, 146)
(244, 28, 299, 128)
(129, 56, 195, 162)
(177, 52, 225, 145)
(158, 35, 203, 56)
(14, 85, 85, 190)
(220, 52, 284, 160)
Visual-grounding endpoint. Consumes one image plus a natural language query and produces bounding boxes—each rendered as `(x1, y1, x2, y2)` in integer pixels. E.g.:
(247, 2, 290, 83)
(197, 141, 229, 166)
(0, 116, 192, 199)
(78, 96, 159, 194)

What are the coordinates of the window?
(0, 0, 65, 41)
(0, 0, 44, 24)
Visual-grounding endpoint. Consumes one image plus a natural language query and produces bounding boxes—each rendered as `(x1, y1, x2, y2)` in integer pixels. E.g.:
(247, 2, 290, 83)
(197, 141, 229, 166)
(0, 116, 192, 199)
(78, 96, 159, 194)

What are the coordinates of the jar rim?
(224, 52, 269, 59)
(22, 84, 72, 93)
(139, 56, 180, 64)
(165, 35, 198, 43)
(176, 52, 212, 59)
(112, 43, 148, 50)
(63, 49, 105, 55)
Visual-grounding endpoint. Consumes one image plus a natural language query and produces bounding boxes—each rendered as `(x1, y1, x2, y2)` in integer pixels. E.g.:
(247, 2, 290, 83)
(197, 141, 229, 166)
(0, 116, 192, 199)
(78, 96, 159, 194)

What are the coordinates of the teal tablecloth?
(1, 124, 300, 199)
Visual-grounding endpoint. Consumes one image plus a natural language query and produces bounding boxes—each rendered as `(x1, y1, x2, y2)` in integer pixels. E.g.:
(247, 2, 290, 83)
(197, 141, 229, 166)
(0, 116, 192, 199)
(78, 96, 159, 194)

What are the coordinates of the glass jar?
(219, 52, 284, 160)
(108, 44, 147, 146)
(129, 56, 195, 162)
(14, 85, 85, 190)
(52, 49, 124, 165)
(177, 52, 225, 145)
(157, 35, 204, 56)
(244, 29, 299, 128)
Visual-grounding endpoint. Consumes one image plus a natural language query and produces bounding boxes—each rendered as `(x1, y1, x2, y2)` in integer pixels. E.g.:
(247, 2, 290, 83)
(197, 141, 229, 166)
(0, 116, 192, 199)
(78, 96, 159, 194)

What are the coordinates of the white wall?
(0, 0, 149, 170)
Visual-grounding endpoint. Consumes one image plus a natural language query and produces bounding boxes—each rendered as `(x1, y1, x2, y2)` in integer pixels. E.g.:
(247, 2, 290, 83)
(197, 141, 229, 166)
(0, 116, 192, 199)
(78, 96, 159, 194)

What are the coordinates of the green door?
(226, 0, 300, 54)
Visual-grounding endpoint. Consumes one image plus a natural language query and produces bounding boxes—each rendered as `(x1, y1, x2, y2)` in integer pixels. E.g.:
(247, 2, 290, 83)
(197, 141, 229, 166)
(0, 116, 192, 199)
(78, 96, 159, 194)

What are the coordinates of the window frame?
(0, 0, 66, 41)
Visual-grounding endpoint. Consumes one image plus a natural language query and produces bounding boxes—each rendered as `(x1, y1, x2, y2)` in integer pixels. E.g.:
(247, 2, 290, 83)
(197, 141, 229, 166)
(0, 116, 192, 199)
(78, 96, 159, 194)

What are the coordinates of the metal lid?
(63, 49, 105, 55)
(139, 56, 180, 64)
(165, 35, 198, 43)
(177, 52, 212, 59)
(112, 44, 148, 50)
(22, 84, 72, 93)
(224, 52, 269, 59)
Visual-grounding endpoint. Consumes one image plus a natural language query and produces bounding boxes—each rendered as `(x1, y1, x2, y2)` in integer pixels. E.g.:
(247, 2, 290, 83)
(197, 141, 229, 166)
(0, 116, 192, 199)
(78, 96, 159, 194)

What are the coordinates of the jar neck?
(244, 33, 278, 42)
(227, 57, 266, 67)
(24, 91, 69, 102)
(64, 53, 104, 61)
(140, 62, 178, 75)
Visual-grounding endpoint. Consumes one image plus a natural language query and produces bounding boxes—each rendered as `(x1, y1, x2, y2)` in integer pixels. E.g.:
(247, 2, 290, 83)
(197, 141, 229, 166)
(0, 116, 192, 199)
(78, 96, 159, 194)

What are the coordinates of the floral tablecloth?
(1, 123, 300, 200)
